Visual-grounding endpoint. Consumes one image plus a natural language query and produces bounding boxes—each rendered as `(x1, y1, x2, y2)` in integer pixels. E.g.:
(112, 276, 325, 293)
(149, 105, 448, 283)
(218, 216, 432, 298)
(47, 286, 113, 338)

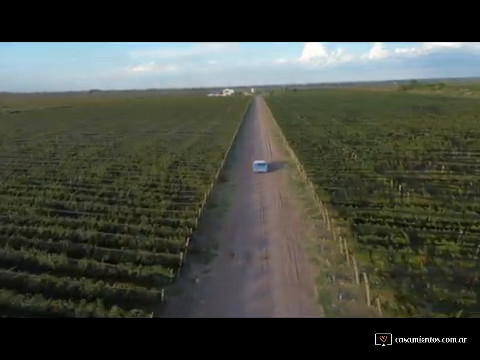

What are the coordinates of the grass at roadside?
(266, 99, 380, 317)
(159, 115, 244, 316)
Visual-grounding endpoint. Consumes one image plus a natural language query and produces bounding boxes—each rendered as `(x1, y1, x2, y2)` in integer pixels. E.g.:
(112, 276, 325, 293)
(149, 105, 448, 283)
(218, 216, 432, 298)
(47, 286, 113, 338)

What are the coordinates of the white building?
(251, 88, 255, 94)
(222, 88, 234, 96)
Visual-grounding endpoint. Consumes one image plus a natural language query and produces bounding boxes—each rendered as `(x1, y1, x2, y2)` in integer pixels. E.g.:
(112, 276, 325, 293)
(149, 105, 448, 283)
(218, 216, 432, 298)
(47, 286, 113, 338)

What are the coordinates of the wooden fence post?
(352, 256, 360, 285)
(344, 237, 350, 266)
(363, 272, 371, 306)
(325, 208, 331, 231)
(376, 297, 383, 317)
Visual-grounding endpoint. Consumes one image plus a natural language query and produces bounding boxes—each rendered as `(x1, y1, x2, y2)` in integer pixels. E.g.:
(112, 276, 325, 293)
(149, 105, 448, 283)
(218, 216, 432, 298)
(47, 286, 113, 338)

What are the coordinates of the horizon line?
(1, 76, 479, 95)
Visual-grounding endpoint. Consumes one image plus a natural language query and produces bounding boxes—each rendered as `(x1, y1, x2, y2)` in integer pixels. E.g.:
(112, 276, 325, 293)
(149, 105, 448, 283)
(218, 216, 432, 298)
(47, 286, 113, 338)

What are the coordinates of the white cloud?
(422, 42, 480, 53)
(276, 58, 288, 64)
(423, 42, 464, 50)
(391, 42, 480, 57)
(131, 62, 155, 72)
(329, 48, 355, 64)
(129, 42, 240, 59)
(363, 42, 390, 60)
(299, 42, 329, 62)
(130, 62, 177, 73)
(360, 42, 478, 61)
(297, 42, 355, 66)
(360, 42, 480, 61)
(395, 47, 418, 54)
(208, 60, 217, 65)
(297, 42, 480, 68)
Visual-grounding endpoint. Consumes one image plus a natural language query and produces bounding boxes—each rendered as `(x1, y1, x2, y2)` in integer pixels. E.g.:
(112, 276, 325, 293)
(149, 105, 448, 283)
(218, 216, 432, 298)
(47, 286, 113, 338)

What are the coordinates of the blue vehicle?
(252, 160, 269, 173)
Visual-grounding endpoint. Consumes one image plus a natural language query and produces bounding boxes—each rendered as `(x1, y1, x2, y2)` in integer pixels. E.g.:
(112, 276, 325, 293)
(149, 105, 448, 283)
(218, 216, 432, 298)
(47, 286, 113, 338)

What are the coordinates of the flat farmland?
(266, 89, 480, 317)
(0, 92, 250, 317)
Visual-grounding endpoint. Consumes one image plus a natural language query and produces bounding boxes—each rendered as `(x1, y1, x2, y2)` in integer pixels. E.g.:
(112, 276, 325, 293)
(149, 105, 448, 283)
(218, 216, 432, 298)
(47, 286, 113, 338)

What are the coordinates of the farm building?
(207, 89, 235, 97)
(222, 88, 234, 96)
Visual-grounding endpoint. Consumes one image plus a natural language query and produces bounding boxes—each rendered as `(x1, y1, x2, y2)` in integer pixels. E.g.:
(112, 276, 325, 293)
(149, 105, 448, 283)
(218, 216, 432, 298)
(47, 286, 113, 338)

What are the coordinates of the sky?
(1, 42, 480, 92)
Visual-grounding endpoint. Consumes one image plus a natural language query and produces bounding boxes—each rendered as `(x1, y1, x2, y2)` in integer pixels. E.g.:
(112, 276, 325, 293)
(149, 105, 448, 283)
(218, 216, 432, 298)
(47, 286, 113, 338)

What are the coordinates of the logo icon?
(375, 333, 392, 346)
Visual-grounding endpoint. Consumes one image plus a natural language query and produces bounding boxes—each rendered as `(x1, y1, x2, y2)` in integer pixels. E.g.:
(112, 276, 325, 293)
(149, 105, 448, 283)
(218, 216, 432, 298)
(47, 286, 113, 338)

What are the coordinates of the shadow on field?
(268, 161, 286, 173)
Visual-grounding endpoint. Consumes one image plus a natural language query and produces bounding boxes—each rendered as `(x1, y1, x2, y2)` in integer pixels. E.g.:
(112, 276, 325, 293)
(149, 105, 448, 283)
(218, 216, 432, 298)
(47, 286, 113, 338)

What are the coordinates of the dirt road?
(162, 96, 323, 317)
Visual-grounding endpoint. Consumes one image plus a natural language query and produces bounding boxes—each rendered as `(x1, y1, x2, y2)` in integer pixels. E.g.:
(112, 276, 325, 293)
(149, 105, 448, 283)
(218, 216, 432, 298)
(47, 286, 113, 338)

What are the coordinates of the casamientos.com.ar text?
(395, 337, 467, 344)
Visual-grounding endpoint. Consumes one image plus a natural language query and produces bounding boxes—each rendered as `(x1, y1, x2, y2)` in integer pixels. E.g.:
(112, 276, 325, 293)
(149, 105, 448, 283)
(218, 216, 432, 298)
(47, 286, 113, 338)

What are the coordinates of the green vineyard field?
(0, 92, 251, 317)
(266, 89, 480, 317)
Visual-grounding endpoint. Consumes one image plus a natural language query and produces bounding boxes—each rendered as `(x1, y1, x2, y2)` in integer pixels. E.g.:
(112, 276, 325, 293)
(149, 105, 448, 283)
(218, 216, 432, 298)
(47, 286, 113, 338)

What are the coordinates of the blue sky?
(1, 42, 480, 92)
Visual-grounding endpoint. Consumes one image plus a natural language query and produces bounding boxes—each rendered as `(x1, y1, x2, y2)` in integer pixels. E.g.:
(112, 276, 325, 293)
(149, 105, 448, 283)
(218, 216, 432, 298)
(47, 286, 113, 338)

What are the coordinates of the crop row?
(267, 89, 480, 317)
(0, 93, 251, 316)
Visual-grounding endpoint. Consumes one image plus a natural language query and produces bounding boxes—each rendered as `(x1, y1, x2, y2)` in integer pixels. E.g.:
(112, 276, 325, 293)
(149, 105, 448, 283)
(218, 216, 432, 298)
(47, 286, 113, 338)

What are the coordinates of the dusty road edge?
(158, 99, 253, 317)
(261, 96, 381, 317)
(176, 99, 253, 277)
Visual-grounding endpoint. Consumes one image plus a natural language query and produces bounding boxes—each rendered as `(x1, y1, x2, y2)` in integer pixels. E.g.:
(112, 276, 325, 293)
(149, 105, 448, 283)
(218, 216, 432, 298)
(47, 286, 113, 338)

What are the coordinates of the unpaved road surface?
(162, 96, 323, 317)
